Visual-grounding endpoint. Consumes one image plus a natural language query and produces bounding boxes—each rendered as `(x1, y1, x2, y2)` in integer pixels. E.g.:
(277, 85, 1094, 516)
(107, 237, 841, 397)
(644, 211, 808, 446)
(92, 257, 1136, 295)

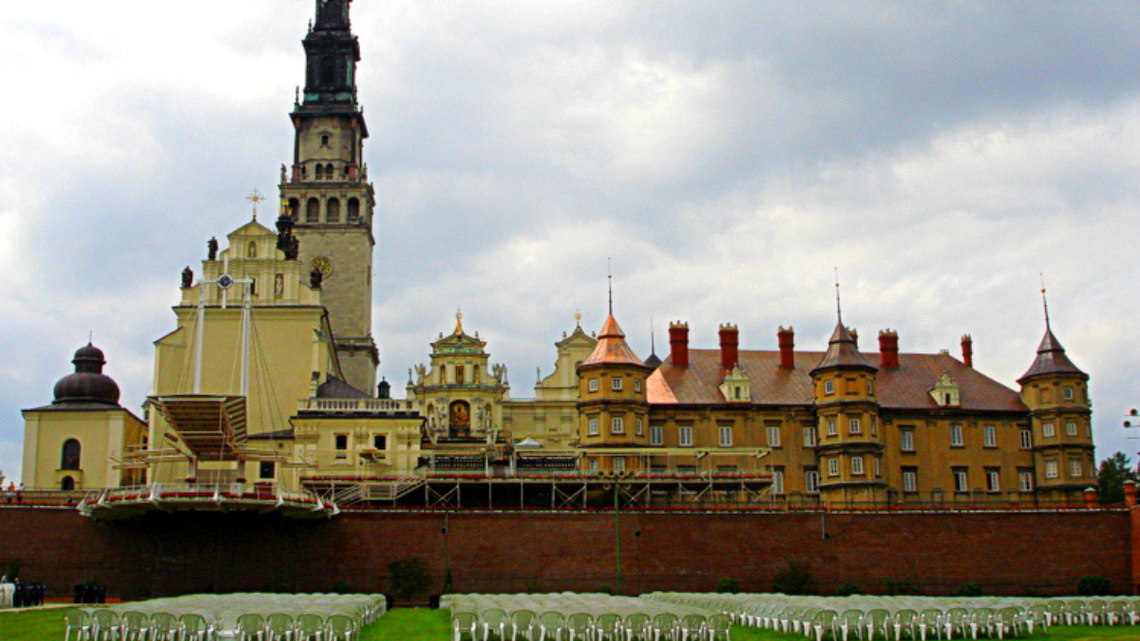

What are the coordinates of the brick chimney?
(961, 334, 973, 368)
(1125, 481, 1137, 508)
(879, 330, 899, 369)
(719, 324, 739, 370)
(669, 321, 689, 368)
(778, 326, 795, 369)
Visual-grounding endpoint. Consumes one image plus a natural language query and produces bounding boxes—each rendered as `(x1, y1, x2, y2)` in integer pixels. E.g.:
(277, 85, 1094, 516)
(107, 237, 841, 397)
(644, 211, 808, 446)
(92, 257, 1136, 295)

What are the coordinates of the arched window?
(347, 198, 360, 221)
(327, 198, 340, 223)
(438, 364, 447, 384)
(247, 241, 257, 258)
(326, 163, 335, 180)
(61, 439, 81, 470)
(61, 476, 75, 491)
(288, 198, 300, 221)
(315, 164, 324, 180)
(319, 56, 337, 88)
(306, 198, 320, 223)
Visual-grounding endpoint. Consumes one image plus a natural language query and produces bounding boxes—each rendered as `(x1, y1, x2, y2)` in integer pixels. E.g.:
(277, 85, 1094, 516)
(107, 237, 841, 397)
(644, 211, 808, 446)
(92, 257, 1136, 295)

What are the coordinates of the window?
(772, 469, 785, 494)
(1045, 460, 1058, 479)
(439, 364, 447, 384)
(679, 425, 693, 447)
(851, 456, 864, 475)
(61, 439, 81, 471)
(803, 426, 816, 447)
(827, 419, 837, 436)
(650, 425, 663, 445)
(873, 457, 881, 477)
(306, 197, 320, 222)
(871, 417, 878, 437)
(986, 469, 1000, 493)
(588, 418, 599, 435)
(612, 377, 623, 391)
(1070, 459, 1082, 477)
(347, 198, 360, 220)
(588, 458, 599, 473)
(588, 379, 598, 392)
(636, 419, 644, 436)
(611, 417, 624, 434)
(805, 469, 820, 493)
(900, 429, 914, 452)
(1019, 470, 1034, 492)
(260, 461, 276, 480)
(766, 425, 781, 447)
(61, 476, 75, 491)
(953, 468, 968, 493)
(1063, 386, 1074, 401)
(321, 134, 331, 147)
(903, 469, 917, 493)
(867, 379, 874, 394)
(950, 424, 963, 447)
(1066, 421, 1077, 436)
(334, 434, 348, 460)
(828, 458, 839, 477)
(634, 379, 642, 393)
(373, 435, 387, 450)
(613, 457, 626, 472)
(983, 424, 996, 448)
(849, 417, 861, 434)
(327, 197, 340, 223)
(1042, 422, 1055, 438)
(720, 426, 733, 447)
(1020, 429, 1033, 449)
(455, 365, 465, 384)
(824, 380, 835, 395)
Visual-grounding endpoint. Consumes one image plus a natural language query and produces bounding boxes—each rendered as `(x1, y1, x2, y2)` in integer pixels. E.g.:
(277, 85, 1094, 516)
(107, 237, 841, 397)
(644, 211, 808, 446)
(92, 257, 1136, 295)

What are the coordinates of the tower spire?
(1040, 273, 1051, 330)
(834, 267, 843, 324)
(607, 258, 614, 317)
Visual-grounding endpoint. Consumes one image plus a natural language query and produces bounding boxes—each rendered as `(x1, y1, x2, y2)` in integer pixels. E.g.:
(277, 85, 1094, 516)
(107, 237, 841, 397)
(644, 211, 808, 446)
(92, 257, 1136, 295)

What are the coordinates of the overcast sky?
(2, 1, 1139, 484)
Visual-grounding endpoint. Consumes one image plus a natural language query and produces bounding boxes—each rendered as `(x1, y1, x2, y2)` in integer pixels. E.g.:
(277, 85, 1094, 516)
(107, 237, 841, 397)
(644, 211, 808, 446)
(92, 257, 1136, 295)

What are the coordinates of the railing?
(297, 398, 416, 412)
(78, 483, 334, 517)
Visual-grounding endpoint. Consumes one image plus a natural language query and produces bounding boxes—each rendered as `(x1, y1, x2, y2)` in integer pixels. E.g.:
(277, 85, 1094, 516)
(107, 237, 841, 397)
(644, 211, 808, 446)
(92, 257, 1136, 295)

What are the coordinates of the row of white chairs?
(66, 609, 362, 641)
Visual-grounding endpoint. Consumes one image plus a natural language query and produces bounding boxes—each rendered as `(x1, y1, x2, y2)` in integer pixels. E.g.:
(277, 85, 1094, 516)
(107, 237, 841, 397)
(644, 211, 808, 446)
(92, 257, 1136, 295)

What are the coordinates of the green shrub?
(441, 569, 454, 595)
(954, 582, 983, 596)
(834, 582, 862, 596)
(594, 585, 615, 595)
(387, 557, 432, 601)
(330, 579, 353, 594)
(880, 575, 923, 595)
(716, 579, 739, 594)
(1076, 575, 1112, 596)
(772, 560, 818, 595)
(524, 580, 545, 594)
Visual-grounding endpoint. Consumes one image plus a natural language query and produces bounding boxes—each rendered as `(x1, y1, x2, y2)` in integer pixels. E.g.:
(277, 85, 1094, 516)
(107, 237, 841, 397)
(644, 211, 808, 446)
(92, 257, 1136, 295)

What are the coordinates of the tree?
(1097, 451, 1139, 505)
(387, 557, 432, 602)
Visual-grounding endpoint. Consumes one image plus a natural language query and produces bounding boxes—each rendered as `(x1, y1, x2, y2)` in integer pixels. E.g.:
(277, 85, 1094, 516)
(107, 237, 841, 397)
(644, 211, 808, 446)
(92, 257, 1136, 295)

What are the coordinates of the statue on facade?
(207, 237, 219, 261)
(310, 267, 323, 289)
(181, 266, 193, 289)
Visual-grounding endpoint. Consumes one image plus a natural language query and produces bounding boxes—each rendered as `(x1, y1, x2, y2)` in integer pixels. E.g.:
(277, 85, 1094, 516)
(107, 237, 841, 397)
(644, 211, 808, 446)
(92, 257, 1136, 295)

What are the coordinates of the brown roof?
(1018, 327, 1086, 383)
(812, 323, 875, 372)
(649, 349, 1026, 412)
(581, 315, 646, 367)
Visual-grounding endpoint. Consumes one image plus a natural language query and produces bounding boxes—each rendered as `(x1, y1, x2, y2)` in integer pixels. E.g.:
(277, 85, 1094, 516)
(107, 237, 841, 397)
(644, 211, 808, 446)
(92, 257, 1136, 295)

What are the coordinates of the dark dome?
(52, 343, 121, 406)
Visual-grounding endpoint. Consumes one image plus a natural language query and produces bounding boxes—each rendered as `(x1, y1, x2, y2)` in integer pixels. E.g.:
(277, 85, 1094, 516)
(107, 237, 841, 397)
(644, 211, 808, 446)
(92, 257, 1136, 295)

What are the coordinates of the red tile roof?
(648, 349, 1027, 412)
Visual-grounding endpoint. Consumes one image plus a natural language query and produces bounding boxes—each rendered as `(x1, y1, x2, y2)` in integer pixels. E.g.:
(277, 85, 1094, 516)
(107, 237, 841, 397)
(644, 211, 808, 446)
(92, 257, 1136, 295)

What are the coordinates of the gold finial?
(246, 188, 266, 220)
(455, 308, 464, 335)
(574, 310, 582, 326)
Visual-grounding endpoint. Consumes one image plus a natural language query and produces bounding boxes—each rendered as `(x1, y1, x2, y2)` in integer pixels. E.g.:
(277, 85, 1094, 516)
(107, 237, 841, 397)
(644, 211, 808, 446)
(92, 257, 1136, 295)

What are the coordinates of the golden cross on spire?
(246, 188, 266, 220)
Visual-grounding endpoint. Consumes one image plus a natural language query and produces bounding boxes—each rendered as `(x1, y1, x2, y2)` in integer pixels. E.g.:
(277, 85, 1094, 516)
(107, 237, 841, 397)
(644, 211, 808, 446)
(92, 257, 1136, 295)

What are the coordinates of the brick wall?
(0, 507, 1129, 599)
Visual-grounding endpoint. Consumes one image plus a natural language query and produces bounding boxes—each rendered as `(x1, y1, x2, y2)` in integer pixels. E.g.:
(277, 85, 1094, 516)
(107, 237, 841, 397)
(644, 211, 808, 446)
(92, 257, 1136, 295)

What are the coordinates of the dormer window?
(930, 372, 960, 407)
(719, 365, 750, 403)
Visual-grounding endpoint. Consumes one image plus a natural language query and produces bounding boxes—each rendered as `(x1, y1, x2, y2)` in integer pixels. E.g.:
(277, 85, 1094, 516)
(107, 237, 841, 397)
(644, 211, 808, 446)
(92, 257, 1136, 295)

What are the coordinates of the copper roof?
(811, 323, 875, 373)
(649, 349, 1026, 412)
(1018, 327, 1086, 383)
(581, 315, 646, 367)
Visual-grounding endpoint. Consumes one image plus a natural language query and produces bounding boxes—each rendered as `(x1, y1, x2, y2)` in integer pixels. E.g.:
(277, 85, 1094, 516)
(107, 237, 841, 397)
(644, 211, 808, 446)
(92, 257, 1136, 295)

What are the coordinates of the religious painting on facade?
(450, 400, 471, 438)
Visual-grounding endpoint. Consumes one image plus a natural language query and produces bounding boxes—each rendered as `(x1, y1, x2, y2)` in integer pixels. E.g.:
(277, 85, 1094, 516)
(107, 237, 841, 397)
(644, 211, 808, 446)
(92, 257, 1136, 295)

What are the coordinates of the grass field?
(1, 607, 1138, 641)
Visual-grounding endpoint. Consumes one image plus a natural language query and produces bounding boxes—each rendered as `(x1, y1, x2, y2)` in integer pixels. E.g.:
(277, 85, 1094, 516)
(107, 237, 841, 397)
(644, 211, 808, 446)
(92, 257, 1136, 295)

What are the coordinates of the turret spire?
(834, 267, 843, 324)
(1040, 273, 1051, 329)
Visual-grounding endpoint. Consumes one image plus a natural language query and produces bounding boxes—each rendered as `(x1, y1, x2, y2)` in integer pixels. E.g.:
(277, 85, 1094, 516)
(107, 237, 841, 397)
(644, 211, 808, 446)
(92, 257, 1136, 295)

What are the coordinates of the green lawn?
(1, 607, 1138, 641)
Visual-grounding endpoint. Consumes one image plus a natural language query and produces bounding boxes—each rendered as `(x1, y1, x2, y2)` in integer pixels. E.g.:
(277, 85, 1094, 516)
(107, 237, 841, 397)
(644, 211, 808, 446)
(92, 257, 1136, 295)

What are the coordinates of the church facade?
(20, 0, 1096, 511)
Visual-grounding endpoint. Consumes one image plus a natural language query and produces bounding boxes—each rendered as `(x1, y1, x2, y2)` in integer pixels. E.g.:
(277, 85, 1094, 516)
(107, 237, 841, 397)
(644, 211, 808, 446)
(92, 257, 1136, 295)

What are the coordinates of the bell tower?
(280, 0, 378, 392)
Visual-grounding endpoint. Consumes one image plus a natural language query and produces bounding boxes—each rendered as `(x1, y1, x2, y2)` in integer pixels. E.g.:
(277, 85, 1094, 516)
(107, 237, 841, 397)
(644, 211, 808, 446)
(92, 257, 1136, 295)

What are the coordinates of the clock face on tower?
(311, 256, 333, 279)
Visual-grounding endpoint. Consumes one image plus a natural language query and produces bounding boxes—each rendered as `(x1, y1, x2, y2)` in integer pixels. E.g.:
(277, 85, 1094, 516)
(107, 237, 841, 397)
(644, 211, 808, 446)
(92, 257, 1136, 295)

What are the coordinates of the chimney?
(778, 326, 795, 369)
(669, 321, 689, 368)
(719, 324, 739, 370)
(1125, 481, 1137, 508)
(879, 330, 899, 369)
(961, 334, 973, 368)
(849, 328, 859, 349)
(1084, 487, 1099, 510)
